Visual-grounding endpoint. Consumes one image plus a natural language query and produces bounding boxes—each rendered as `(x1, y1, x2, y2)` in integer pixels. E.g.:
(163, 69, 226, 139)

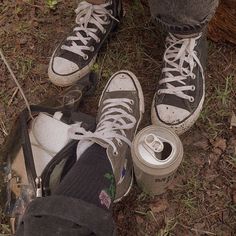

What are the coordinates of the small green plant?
(216, 75, 234, 107)
(46, 0, 59, 10)
(157, 218, 177, 236)
(91, 63, 100, 73)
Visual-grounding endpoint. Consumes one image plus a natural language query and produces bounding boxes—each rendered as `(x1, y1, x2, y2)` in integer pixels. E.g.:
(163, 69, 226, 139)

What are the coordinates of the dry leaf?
(193, 138, 209, 151)
(194, 222, 205, 230)
(211, 137, 227, 151)
(136, 216, 144, 224)
(150, 199, 168, 214)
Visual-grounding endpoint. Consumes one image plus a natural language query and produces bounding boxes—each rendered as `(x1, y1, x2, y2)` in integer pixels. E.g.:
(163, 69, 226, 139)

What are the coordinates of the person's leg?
(148, 0, 219, 34)
(16, 71, 144, 236)
(150, 0, 219, 135)
(86, 0, 106, 4)
(48, 0, 122, 87)
(54, 143, 115, 211)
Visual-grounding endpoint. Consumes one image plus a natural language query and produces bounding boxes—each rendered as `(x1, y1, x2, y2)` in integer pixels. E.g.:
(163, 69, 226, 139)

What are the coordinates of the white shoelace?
(158, 33, 204, 102)
(61, 1, 116, 59)
(68, 98, 136, 155)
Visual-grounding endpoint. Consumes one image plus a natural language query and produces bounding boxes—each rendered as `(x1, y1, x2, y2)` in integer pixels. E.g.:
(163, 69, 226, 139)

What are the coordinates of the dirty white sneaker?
(69, 70, 144, 201)
(48, 0, 122, 87)
(152, 33, 207, 135)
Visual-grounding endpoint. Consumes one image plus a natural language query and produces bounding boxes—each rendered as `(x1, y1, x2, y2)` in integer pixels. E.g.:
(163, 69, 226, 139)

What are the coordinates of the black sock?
(54, 144, 115, 211)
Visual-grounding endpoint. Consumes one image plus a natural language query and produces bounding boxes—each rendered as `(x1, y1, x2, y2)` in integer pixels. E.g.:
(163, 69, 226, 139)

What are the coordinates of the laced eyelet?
(194, 51, 198, 56)
(129, 100, 134, 105)
(102, 29, 106, 34)
(96, 38, 100, 43)
(113, 151, 118, 156)
(118, 141, 123, 146)
(109, 10, 113, 14)
(157, 90, 161, 95)
(83, 55, 89, 60)
(194, 62, 197, 67)
(90, 46, 94, 52)
(189, 96, 194, 102)
(191, 85, 195, 91)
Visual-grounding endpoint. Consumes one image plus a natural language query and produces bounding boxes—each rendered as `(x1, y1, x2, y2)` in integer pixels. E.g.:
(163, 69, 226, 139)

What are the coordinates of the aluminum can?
(131, 125, 183, 195)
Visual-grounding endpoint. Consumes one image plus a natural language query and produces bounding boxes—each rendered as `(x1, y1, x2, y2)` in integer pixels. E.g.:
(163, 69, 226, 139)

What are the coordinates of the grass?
(0, 0, 236, 235)
(215, 75, 235, 107)
(45, 0, 59, 9)
(199, 73, 235, 138)
(157, 218, 177, 236)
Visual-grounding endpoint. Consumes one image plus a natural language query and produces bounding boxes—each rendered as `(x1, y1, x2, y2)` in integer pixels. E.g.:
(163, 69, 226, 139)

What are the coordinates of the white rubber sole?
(99, 70, 145, 202)
(151, 85, 205, 135)
(114, 169, 133, 203)
(48, 52, 97, 87)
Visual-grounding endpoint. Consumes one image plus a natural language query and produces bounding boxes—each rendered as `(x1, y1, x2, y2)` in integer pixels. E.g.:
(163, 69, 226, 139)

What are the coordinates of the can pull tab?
(144, 134, 164, 153)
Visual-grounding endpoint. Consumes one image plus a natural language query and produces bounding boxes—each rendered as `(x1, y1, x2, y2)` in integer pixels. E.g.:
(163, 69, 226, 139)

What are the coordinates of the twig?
(142, 51, 160, 67)
(197, 208, 227, 221)
(0, 118, 8, 136)
(8, 87, 19, 106)
(22, 0, 44, 10)
(178, 223, 216, 235)
(0, 49, 33, 119)
(99, 51, 107, 81)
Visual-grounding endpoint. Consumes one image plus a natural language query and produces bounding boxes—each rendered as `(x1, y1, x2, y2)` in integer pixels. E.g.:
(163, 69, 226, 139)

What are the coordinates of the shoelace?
(61, 1, 117, 59)
(68, 98, 136, 155)
(158, 33, 204, 102)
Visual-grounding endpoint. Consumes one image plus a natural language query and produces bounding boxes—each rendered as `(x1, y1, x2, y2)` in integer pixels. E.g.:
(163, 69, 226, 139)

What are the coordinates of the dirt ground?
(0, 0, 236, 235)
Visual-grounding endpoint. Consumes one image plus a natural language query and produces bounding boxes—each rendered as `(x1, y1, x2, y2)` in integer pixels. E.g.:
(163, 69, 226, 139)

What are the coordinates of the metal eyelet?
(192, 74, 196, 80)
(90, 46, 94, 52)
(157, 90, 161, 95)
(96, 38, 101, 43)
(113, 151, 118, 156)
(83, 55, 89, 60)
(194, 51, 198, 56)
(129, 100, 134, 105)
(191, 85, 195, 91)
(128, 108, 133, 113)
(194, 62, 197, 67)
(109, 10, 113, 14)
(102, 29, 106, 34)
(189, 96, 194, 102)
(118, 141, 123, 146)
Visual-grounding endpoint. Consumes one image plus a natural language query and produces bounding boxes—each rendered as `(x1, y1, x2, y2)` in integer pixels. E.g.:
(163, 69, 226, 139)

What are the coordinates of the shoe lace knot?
(159, 33, 204, 102)
(68, 98, 136, 155)
(61, 1, 118, 58)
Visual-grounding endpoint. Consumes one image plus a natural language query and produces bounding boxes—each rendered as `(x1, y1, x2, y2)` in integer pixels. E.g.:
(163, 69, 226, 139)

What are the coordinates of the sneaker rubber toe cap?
(106, 73, 136, 92)
(156, 104, 190, 125)
(52, 57, 79, 75)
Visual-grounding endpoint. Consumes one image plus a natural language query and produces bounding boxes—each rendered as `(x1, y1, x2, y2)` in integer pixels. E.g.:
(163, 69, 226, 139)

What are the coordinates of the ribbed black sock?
(54, 143, 115, 211)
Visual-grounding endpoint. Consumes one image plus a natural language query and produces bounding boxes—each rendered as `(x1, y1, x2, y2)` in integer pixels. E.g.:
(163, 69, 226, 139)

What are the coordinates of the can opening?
(159, 142, 172, 160)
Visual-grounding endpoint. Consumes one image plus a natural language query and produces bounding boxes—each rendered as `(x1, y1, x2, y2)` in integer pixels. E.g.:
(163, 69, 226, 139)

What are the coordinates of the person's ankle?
(86, 0, 106, 4)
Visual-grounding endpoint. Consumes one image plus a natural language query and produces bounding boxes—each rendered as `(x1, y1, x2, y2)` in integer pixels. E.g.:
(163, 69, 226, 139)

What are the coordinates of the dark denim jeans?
(148, 0, 219, 34)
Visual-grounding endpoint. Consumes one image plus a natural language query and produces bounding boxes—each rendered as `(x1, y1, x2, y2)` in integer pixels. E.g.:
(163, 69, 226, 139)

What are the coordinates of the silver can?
(131, 125, 183, 195)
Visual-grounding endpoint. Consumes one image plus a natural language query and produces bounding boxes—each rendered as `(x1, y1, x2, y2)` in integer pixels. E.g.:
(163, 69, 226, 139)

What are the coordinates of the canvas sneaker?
(69, 70, 145, 202)
(48, 0, 122, 87)
(151, 32, 207, 135)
